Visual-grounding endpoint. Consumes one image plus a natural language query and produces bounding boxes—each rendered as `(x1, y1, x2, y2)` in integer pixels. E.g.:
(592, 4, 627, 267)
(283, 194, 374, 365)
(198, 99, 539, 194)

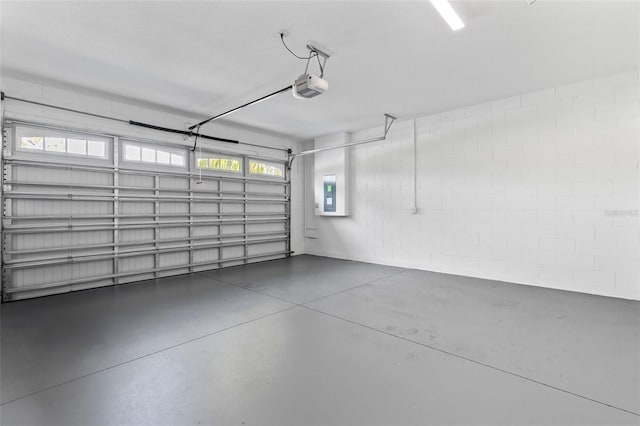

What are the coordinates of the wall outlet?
(410, 207, 417, 214)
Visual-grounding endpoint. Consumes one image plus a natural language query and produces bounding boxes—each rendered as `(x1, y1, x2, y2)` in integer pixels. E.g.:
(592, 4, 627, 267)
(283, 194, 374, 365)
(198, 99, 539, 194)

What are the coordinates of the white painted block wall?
(0, 76, 307, 256)
(305, 69, 640, 300)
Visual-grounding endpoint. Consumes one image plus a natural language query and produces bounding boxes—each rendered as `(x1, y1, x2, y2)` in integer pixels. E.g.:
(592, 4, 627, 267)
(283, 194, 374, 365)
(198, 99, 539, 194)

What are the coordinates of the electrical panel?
(323, 175, 336, 212)
(314, 132, 348, 216)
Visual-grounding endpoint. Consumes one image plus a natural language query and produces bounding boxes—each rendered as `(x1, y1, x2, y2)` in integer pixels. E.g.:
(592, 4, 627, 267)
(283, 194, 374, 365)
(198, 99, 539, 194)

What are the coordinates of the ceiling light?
(430, 0, 465, 31)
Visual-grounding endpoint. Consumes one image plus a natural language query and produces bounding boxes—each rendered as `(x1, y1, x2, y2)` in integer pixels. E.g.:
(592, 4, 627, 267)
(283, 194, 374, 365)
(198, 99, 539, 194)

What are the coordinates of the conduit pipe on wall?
(288, 114, 397, 168)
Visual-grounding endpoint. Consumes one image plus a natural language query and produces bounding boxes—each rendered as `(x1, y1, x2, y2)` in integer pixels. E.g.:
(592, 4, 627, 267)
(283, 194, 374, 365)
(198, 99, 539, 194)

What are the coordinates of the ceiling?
(1, 1, 638, 140)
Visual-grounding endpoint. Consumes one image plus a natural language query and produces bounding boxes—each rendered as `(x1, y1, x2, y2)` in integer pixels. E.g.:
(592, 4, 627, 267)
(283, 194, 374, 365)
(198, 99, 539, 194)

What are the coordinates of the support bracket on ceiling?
(305, 41, 332, 77)
(383, 113, 396, 137)
(287, 113, 397, 169)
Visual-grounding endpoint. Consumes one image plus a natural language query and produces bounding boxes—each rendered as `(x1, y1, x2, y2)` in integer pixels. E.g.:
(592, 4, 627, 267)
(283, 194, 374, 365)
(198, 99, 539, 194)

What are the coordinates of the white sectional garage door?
(1, 120, 291, 301)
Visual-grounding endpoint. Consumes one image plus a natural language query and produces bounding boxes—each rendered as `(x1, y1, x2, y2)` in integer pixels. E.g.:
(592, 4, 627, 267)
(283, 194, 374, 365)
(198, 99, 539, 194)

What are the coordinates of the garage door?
(1, 120, 291, 301)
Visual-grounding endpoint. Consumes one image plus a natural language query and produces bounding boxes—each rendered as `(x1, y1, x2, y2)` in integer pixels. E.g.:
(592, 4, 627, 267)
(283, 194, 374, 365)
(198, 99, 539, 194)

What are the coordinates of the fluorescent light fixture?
(430, 0, 465, 31)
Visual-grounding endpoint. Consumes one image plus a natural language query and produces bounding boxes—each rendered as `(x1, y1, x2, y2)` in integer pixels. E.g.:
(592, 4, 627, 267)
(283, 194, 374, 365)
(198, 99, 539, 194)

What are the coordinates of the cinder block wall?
(305, 69, 640, 300)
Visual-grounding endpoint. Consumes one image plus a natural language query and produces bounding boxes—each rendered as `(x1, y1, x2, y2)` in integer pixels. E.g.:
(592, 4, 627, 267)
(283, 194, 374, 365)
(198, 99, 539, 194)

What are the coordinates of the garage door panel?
(119, 256, 154, 274)
(11, 232, 72, 251)
(221, 203, 244, 214)
(11, 260, 112, 289)
(12, 166, 112, 186)
(120, 201, 154, 215)
(191, 179, 219, 191)
(248, 241, 287, 257)
(11, 184, 112, 196)
(193, 248, 220, 264)
(191, 202, 220, 214)
(192, 225, 219, 238)
(247, 222, 286, 234)
(247, 182, 285, 195)
(72, 260, 114, 281)
(11, 287, 70, 300)
(15, 200, 110, 214)
(119, 273, 155, 284)
(158, 268, 189, 278)
(221, 245, 244, 259)
(159, 202, 188, 215)
(71, 230, 113, 246)
(119, 174, 154, 188)
(12, 199, 71, 215)
(119, 219, 154, 228)
(71, 278, 116, 292)
(71, 201, 113, 215)
(159, 227, 189, 240)
(13, 265, 73, 288)
(13, 165, 57, 182)
(221, 224, 244, 235)
(159, 252, 189, 268)
(12, 200, 113, 217)
(221, 260, 245, 268)
(220, 182, 243, 193)
(2, 121, 290, 300)
(119, 228, 154, 243)
(247, 203, 285, 214)
(158, 177, 188, 190)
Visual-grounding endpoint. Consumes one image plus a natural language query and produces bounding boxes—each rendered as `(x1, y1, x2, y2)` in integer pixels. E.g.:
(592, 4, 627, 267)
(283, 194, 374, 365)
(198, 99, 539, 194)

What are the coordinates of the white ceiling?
(1, 1, 638, 140)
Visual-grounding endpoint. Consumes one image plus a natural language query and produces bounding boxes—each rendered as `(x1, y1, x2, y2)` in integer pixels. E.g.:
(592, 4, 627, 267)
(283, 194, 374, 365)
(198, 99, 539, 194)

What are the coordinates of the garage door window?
(249, 160, 284, 177)
(196, 156, 242, 173)
(123, 141, 186, 167)
(16, 126, 110, 159)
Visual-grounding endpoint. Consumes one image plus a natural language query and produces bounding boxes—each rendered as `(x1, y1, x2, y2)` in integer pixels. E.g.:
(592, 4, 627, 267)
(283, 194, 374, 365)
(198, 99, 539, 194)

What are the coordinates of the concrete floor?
(1, 255, 638, 425)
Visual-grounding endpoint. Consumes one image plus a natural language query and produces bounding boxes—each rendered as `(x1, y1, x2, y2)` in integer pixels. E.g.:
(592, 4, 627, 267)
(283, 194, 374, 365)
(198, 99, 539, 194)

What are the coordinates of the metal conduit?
(288, 114, 397, 167)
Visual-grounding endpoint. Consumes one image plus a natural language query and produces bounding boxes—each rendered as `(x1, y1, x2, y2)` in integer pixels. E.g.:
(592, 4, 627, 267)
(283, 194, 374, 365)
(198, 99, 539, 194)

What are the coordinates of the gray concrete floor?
(1, 255, 638, 426)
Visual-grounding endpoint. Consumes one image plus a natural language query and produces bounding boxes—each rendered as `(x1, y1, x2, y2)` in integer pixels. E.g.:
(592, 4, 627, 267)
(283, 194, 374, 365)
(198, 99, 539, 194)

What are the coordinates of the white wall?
(0, 76, 307, 256)
(305, 69, 640, 300)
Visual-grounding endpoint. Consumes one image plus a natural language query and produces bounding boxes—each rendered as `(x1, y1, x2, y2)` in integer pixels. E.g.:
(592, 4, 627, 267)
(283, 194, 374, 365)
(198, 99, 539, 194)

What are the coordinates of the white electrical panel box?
(314, 132, 349, 216)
